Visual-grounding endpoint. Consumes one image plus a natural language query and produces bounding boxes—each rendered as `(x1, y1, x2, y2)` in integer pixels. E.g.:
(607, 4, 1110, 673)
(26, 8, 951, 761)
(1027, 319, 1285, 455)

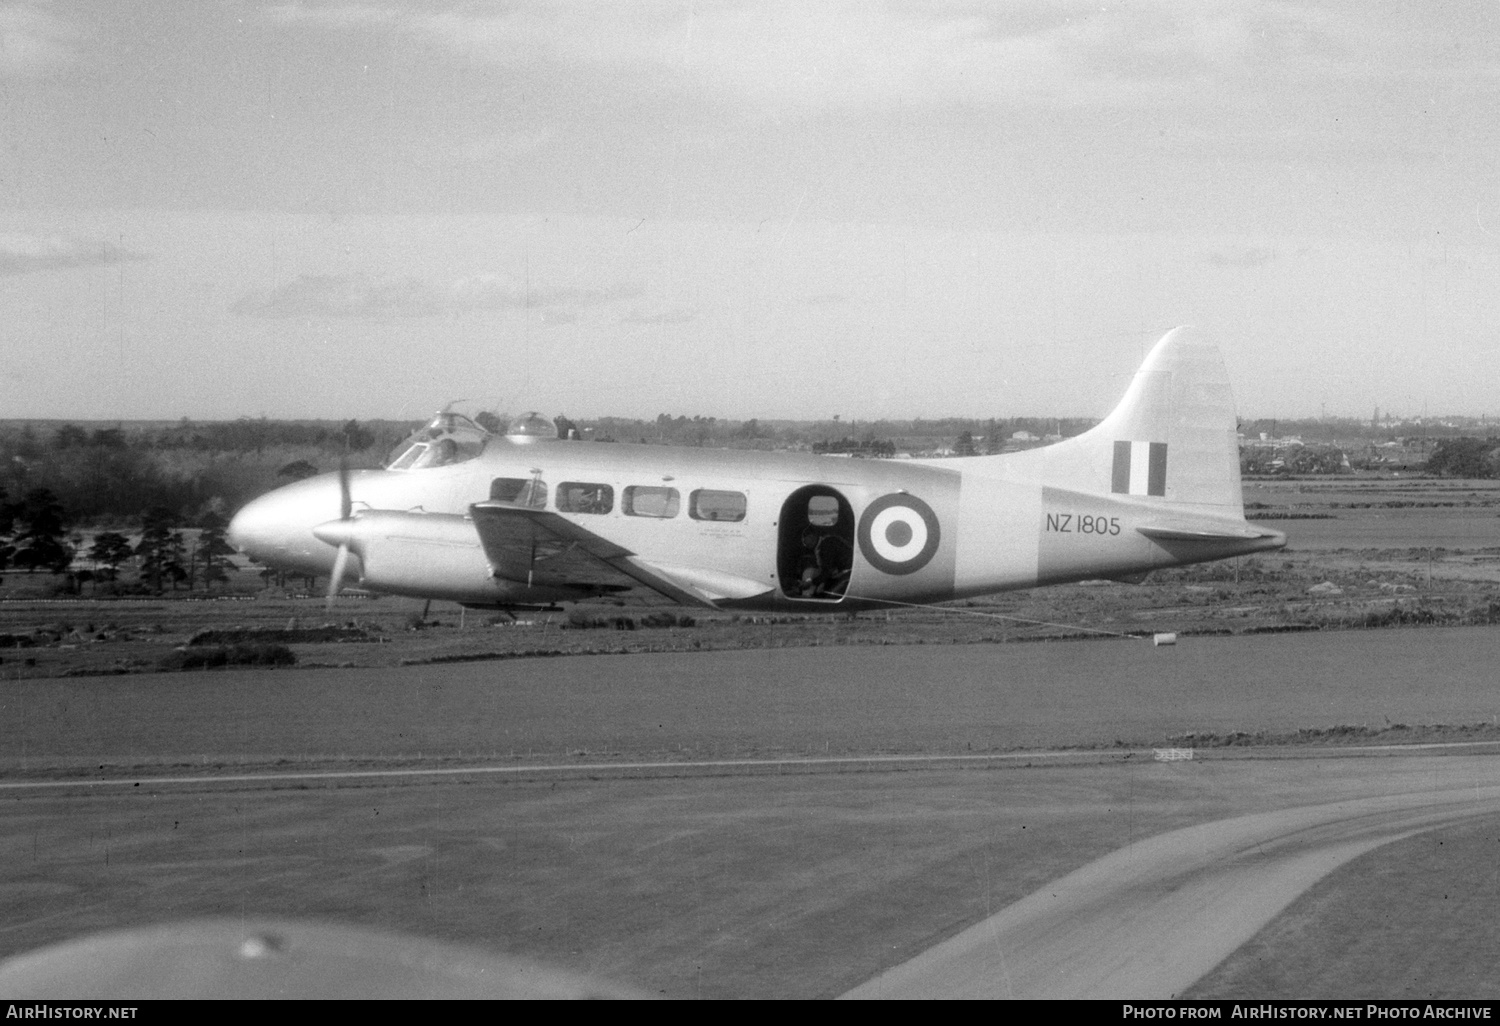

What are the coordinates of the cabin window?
(807, 494, 840, 527)
(556, 482, 614, 515)
(623, 486, 679, 519)
(689, 489, 747, 523)
(490, 477, 548, 508)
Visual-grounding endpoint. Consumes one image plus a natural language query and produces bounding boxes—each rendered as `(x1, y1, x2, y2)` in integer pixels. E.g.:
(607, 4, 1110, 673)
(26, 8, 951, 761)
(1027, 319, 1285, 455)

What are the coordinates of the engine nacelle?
(314, 511, 579, 605)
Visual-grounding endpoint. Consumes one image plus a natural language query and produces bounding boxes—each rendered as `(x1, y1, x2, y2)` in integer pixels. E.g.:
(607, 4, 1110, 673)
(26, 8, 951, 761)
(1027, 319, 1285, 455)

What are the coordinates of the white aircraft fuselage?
(227, 328, 1285, 611)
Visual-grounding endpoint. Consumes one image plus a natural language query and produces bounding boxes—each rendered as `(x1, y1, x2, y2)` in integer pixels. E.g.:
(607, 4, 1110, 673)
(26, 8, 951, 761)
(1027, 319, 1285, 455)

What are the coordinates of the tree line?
(0, 419, 404, 527)
(1425, 437, 1500, 478)
(1, 413, 1105, 528)
(0, 488, 238, 594)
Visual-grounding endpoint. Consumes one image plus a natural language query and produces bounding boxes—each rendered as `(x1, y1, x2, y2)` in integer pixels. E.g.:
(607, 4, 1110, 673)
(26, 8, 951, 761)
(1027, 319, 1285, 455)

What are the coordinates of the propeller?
(326, 459, 353, 613)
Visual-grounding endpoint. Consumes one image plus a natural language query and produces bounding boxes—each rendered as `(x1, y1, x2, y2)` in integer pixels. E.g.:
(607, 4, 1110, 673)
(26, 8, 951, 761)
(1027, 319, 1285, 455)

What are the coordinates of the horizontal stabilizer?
(1136, 523, 1285, 543)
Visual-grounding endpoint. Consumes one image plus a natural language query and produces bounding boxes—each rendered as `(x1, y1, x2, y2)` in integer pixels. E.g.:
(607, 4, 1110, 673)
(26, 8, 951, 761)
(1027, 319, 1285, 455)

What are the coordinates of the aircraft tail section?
(1092, 326, 1242, 513)
(952, 327, 1282, 593)
(1027, 326, 1246, 517)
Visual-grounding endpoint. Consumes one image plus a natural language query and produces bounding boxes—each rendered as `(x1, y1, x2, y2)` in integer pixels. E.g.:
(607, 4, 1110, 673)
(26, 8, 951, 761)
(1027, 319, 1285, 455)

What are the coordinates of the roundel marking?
(858, 493, 941, 576)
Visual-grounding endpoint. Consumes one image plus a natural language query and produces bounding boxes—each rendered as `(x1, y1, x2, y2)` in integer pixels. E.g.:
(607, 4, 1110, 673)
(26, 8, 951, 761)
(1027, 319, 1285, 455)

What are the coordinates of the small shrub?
(639, 612, 697, 629)
(159, 643, 297, 671)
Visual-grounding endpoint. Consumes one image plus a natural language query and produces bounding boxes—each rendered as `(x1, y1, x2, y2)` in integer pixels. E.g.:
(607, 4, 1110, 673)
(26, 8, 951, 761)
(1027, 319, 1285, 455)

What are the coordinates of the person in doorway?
(798, 524, 852, 597)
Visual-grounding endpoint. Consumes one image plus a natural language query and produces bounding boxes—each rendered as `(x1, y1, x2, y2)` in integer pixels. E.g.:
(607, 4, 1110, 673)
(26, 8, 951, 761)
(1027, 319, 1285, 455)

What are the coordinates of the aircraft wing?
(469, 501, 721, 607)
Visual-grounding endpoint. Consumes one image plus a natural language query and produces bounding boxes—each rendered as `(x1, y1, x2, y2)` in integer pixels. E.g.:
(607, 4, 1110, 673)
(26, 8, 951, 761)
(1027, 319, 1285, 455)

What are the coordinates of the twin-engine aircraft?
(227, 328, 1285, 611)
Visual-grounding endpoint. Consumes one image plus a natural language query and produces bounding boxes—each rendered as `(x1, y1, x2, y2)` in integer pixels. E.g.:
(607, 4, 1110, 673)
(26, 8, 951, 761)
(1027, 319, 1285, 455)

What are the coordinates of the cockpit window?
(387, 411, 490, 471)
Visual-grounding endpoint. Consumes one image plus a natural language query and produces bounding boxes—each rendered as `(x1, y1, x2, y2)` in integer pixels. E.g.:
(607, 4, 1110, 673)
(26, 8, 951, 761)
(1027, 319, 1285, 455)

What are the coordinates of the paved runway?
(6, 630, 1500, 997)
(846, 760, 1500, 998)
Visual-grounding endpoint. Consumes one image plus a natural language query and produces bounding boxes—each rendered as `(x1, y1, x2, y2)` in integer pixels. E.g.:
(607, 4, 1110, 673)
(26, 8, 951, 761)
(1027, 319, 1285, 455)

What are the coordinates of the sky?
(2, 1, 1498, 423)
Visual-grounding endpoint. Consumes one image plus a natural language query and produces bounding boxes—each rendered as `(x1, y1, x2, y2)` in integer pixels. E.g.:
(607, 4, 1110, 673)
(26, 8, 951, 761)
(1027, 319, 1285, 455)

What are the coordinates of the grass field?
(4, 476, 1500, 682)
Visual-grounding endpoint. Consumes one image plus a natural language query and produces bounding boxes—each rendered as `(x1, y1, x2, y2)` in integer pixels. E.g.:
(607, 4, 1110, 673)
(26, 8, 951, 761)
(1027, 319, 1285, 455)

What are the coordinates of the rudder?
(1029, 327, 1245, 515)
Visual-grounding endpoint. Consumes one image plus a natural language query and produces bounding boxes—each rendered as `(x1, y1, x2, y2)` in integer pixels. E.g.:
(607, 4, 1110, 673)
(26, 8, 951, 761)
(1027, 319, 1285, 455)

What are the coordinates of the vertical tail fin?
(1038, 326, 1245, 516)
(1091, 326, 1243, 513)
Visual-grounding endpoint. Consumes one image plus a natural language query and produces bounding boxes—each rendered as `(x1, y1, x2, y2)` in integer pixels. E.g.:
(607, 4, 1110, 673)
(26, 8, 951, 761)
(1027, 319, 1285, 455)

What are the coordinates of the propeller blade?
(326, 542, 351, 613)
(338, 458, 352, 521)
(326, 459, 355, 612)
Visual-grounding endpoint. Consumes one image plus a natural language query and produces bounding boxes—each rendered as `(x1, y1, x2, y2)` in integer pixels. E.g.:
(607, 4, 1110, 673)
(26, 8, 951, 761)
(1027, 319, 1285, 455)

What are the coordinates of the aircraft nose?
(227, 490, 291, 561)
(228, 476, 343, 570)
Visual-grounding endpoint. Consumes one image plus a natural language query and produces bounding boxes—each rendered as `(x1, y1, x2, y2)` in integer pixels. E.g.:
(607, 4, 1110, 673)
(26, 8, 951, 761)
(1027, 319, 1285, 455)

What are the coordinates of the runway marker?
(0, 750, 1128, 791)
(4, 740, 1500, 791)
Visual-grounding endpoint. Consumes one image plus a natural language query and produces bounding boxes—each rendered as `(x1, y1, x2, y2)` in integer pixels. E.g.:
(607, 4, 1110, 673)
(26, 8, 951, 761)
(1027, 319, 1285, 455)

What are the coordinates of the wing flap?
(638, 561, 773, 602)
(469, 502, 719, 607)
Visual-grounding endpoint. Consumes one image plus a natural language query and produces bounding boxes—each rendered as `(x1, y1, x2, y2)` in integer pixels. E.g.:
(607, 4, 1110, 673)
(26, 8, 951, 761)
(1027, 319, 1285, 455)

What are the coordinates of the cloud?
(1205, 245, 1277, 268)
(0, 234, 146, 275)
(620, 307, 697, 325)
(231, 274, 439, 318)
(450, 129, 556, 163)
(262, 3, 403, 31)
(231, 273, 641, 319)
(262, 2, 1482, 111)
(0, 5, 78, 77)
(451, 276, 642, 310)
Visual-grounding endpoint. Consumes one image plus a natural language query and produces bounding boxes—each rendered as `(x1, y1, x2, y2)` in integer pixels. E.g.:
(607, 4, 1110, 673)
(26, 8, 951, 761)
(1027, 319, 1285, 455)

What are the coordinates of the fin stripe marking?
(1111, 441, 1168, 497)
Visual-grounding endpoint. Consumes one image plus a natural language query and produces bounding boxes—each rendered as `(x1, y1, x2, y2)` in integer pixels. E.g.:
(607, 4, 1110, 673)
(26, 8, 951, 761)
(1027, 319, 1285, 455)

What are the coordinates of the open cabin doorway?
(778, 485, 854, 601)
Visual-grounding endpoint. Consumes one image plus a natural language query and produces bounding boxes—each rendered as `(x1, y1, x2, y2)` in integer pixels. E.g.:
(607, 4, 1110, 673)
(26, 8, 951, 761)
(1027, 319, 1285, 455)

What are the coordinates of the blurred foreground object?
(0, 919, 645, 999)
